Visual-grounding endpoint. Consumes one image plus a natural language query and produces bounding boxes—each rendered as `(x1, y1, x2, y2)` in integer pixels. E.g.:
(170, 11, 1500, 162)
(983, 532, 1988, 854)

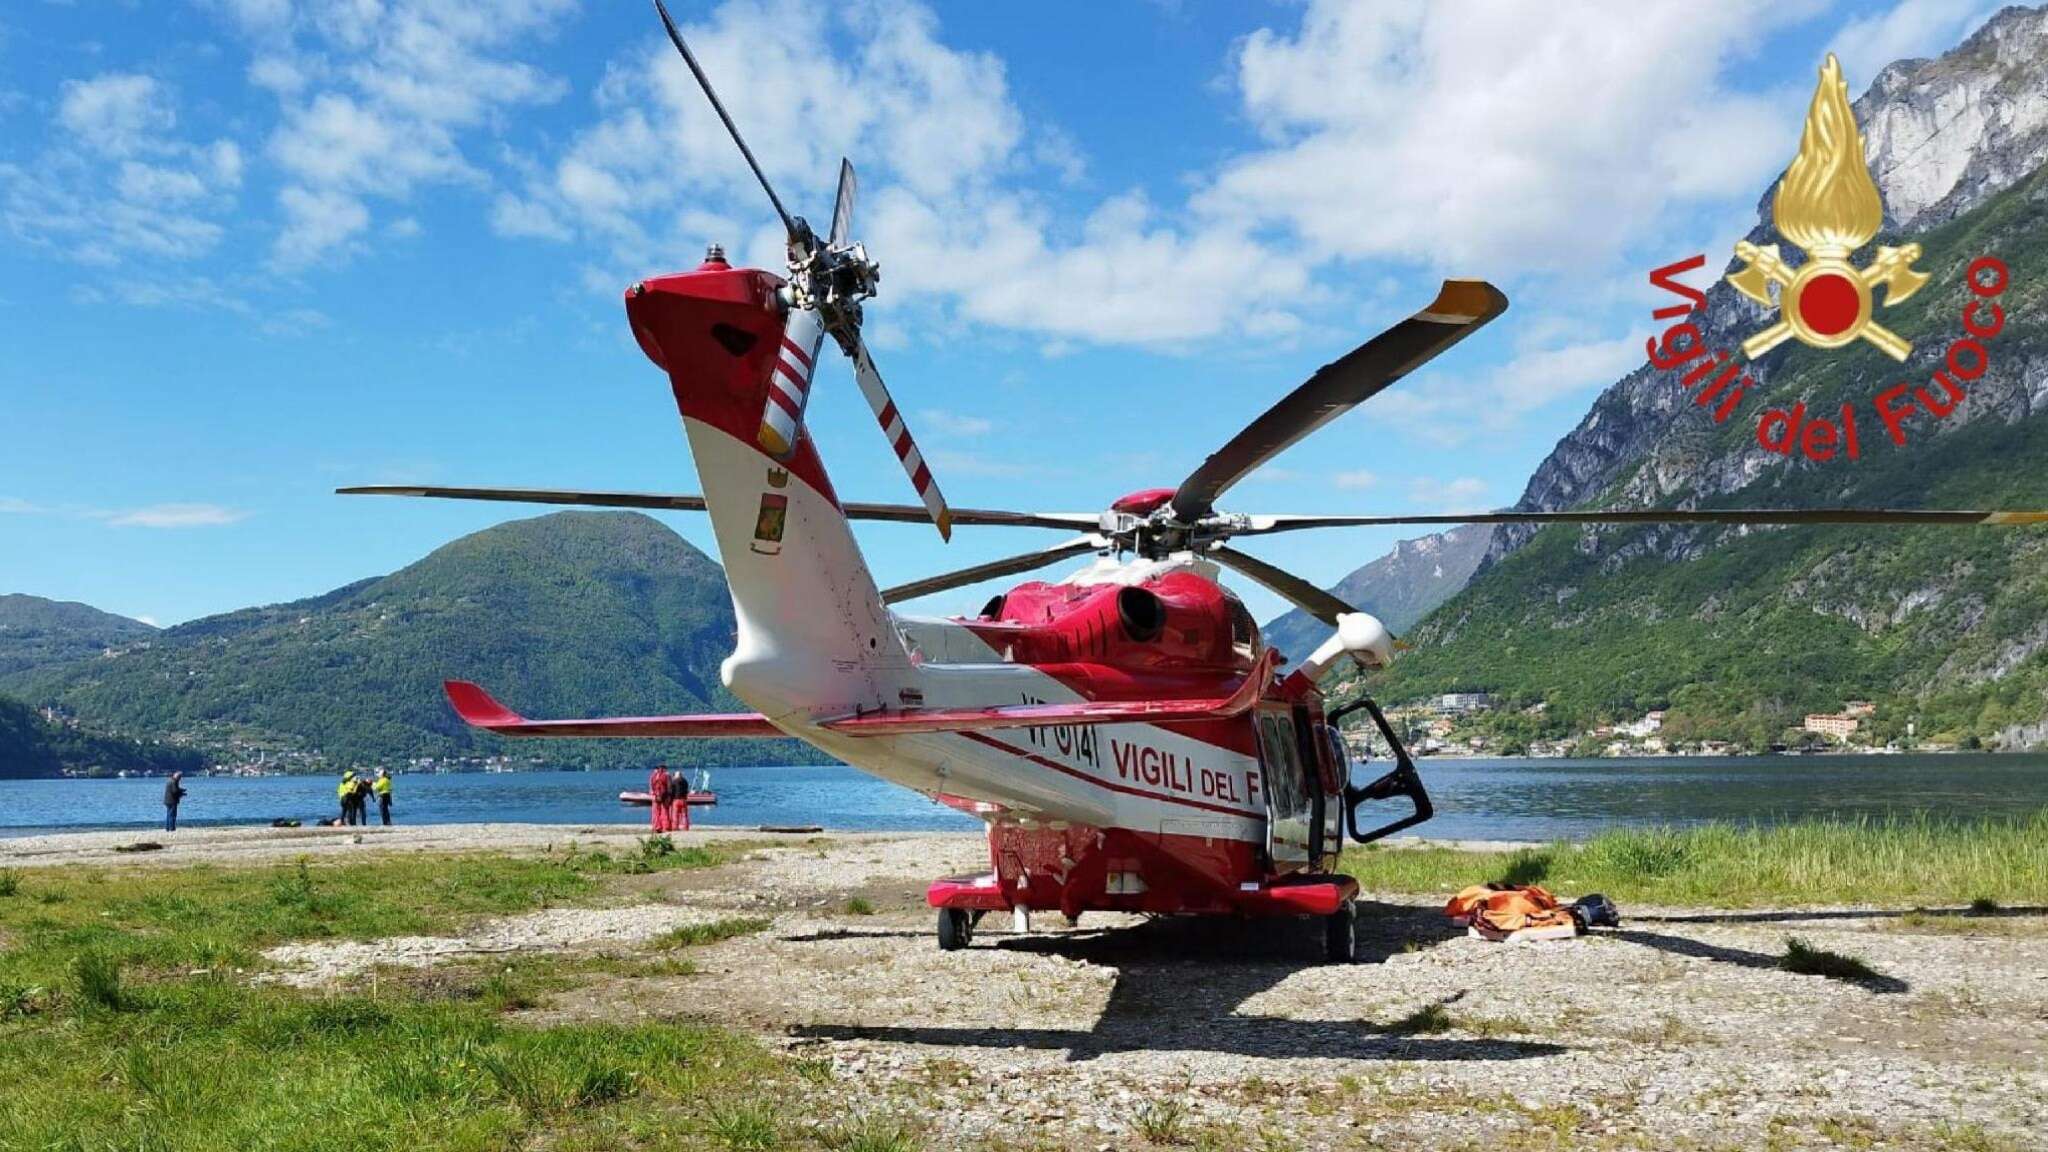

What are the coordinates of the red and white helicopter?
(347, 1, 2048, 961)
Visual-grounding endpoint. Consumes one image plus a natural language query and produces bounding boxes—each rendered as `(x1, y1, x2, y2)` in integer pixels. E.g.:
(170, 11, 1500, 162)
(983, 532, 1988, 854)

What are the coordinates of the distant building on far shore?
(1804, 713, 1860, 740)
(1843, 701, 1876, 718)
(1433, 692, 1494, 715)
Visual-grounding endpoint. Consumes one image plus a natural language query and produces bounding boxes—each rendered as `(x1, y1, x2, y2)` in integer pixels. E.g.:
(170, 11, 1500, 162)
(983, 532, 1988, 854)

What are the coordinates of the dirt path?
(232, 831, 2048, 1149)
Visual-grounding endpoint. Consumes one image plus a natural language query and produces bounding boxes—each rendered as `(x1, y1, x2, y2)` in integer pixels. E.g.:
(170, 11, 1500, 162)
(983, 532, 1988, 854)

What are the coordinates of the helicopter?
(344, 0, 2048, 961)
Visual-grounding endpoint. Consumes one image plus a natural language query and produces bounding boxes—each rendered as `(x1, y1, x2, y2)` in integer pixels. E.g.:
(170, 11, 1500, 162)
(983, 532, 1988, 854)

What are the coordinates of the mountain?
(0, 695, 205, 780)
(1370, 6, 2048, 750)
(0, 594, 156, 679)
(1261, 526, 1491, 663)
(2, 512, 806, 769)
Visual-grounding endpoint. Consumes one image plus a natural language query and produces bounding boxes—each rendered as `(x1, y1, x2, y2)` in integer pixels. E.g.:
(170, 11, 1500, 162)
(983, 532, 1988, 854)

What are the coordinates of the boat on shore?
(618, 790, 717, 807)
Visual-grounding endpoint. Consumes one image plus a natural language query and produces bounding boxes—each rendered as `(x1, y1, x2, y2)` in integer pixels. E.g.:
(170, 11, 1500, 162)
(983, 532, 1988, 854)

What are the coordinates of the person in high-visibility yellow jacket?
(373, 769, 394, 826)
(338, 771, 358, 826)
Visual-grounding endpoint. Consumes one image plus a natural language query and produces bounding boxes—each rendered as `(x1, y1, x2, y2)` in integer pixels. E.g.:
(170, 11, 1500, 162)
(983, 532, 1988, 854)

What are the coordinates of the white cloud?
(0, 497, 40, 514)
(231, 0, 580, 266)
(1198, 1, 1817, 275)
(104, 503, 248, 529)
(57, 74, 174, 156)
(917, 409, 994, 437)
(1332, 469, 1377, 491)
(1830, 0, 2002, 90)
(2, 74, 242, 266)
(1372, 332, 1643, 447)
(493, 2, 1308, 346)
(1406, 476, 1489, 513)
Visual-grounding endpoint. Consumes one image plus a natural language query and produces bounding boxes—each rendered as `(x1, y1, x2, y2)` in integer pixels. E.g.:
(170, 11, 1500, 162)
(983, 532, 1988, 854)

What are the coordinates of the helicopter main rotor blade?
(651, 0, 799, 242)
(1236, 507, 2048, 532)
(828, 158, 856, 248)
(335, 485, 1096, 530)
(1170, 280, 1508, 523)
(882, 536, 1105, 604)
(1206, 545, 1362, 629)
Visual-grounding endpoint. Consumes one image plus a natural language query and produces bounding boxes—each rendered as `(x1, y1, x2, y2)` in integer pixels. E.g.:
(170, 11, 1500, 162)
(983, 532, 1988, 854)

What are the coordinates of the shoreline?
(0, 821, 1537, 870)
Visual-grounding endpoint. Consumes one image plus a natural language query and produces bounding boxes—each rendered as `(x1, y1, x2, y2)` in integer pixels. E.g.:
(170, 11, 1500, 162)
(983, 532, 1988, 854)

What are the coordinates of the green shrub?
(1781, 937, 1880, 981)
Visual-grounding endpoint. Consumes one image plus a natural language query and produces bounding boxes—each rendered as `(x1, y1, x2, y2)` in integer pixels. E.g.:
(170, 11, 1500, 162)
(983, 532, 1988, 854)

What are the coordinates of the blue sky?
(0, 0, 2006, 627)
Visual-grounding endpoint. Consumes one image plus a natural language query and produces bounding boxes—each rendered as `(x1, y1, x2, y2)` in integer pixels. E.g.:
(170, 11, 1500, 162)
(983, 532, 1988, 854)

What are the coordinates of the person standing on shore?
(337, 770, 358, 826)
(373, 769, 394, 826)
(669, 766, 691, 832)
(163, 772, 186, 832)
(648, 764, 672, 833)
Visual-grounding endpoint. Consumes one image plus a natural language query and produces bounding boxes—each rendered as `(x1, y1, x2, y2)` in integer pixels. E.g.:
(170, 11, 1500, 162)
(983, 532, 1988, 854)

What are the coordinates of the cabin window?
(1226, 598, 1260, 659)
(1257, 713, 1308, 817)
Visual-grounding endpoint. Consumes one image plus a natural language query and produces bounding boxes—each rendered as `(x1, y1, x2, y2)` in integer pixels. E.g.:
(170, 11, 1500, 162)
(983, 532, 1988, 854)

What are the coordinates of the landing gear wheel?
(1324, 900, 1358, 964)
(937, 907, 973, 951)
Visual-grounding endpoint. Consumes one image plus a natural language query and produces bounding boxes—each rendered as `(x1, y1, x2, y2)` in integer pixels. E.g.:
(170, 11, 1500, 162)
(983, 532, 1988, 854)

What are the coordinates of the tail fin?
(626, 261, 912, 723)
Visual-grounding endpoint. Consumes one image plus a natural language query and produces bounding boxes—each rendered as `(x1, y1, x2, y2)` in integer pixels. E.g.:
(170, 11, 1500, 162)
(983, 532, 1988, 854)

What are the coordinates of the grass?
(1343, 812, 2048, 907)
(0, 845, 806, 1151)
(843, 896, 876, 916)
(0, 869, 18, 898)
(1781, 936, 1882, 981)
(653, 916, 771, 949)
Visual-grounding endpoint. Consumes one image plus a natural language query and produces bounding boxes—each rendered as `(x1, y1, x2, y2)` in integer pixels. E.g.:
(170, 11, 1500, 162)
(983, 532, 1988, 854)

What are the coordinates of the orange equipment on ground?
(1446, 883, 1582, 942)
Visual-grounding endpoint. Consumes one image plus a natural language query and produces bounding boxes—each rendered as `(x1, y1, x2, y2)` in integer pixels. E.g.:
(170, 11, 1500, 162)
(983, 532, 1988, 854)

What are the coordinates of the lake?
(2, 754, 2045, 841)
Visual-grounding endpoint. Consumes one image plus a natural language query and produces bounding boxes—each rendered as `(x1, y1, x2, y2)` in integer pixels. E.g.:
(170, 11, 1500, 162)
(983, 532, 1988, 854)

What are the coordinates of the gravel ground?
(18, 826, 2046, 1148)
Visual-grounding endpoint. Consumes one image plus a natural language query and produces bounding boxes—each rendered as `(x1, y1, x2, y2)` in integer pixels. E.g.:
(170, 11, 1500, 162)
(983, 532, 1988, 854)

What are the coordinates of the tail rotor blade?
(849, 337, 954, 541)
(828, 158, 857, 248)
(651, 0, 799, 243)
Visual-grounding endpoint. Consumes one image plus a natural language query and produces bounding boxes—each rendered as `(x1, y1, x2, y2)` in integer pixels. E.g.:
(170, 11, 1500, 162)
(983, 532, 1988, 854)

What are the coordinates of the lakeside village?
(29, 704, 544, 780)
(1339, 692, 1938, 760)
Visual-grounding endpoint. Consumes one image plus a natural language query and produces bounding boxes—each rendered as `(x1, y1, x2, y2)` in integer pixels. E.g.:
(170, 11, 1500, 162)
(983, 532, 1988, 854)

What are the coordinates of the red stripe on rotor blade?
(764, 382, 803, 419)
(894, 433, 915, 462)
(878, 401, 898, 428)
(780, 337, 813, 370)
(911, 462, 932, 491)
(774, 358, 810, 388)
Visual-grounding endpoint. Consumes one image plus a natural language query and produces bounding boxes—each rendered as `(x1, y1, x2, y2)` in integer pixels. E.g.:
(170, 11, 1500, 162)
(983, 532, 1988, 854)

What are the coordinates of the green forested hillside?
(2, 512, 812, 769)
(0, 594, 156, 678)
(0, 696, 206, 779)
(1369, 164, 2048, 749)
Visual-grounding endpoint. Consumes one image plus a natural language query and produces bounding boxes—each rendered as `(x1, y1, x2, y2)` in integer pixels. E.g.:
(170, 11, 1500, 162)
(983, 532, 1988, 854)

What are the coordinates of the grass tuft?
(843, 896, 876, 916)
(654, 917, 771, 949)
(704, 1100, 779, 1149)
(1968, 895, 2001, 915)
(1386, 1001, 1455, 1035)
(1781, 936, 1881, 982)
(0, 869, 19, 898)
(816, 1115, 921, 1152)
(72, 949, 124, 1013)
(1135, 1098, 1191, 1145)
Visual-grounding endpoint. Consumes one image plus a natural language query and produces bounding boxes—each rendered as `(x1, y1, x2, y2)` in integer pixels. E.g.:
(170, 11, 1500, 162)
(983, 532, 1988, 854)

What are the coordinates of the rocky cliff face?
(1262, 524, 1492, 663)
(1383, 5, 2048, 748)
(1487, 4, 2048, 568)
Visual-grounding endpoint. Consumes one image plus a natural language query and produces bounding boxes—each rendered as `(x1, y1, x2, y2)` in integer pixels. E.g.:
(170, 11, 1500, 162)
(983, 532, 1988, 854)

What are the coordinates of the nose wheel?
(1324, 899, 1357, 964)
(937, 907, 976, 951)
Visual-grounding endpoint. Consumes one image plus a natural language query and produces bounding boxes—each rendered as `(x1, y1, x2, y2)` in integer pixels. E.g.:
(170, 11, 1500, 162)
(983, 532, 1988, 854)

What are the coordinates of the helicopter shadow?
(791, 903, 1567, 1063)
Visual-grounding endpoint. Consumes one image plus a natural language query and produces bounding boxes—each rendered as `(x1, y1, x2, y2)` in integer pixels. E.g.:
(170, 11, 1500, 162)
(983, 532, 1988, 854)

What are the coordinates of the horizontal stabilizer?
(821, 652, 1276, 737)
(444, 680, 782, 738)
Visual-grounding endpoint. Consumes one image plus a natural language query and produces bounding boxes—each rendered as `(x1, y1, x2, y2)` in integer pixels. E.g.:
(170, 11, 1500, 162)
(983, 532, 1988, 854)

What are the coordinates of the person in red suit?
(648, 764, 672, 833)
